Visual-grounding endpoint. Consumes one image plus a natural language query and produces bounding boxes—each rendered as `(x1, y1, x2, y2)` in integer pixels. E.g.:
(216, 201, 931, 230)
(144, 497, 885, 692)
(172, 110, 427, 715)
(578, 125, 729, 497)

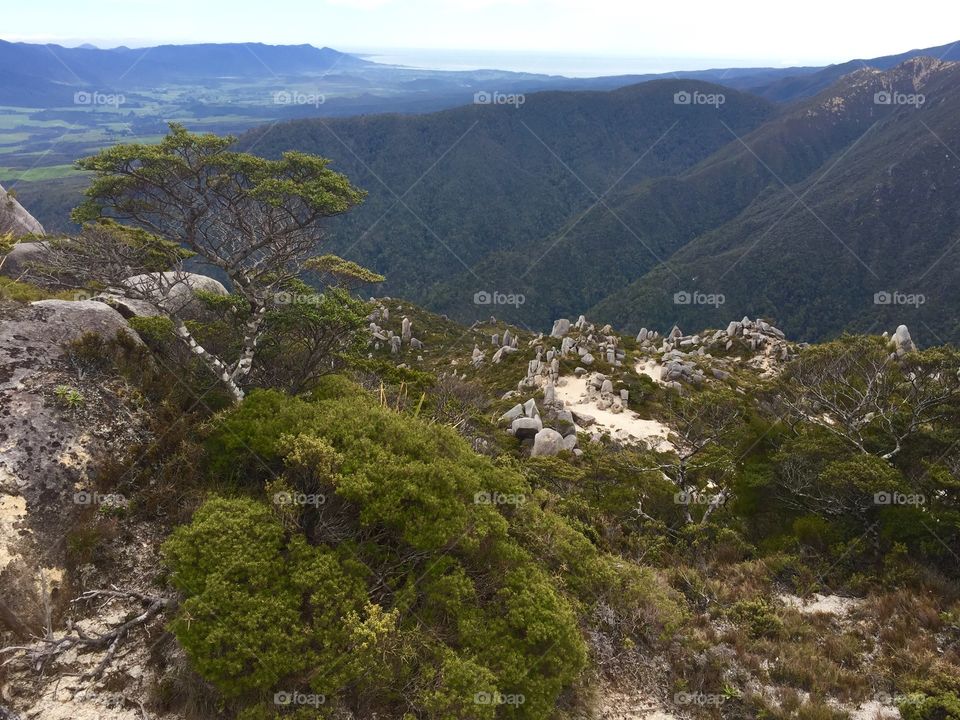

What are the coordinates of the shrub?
(900, 692, 960, 720)
(168, 384, 608, 717)
(729, 598, 784, 639)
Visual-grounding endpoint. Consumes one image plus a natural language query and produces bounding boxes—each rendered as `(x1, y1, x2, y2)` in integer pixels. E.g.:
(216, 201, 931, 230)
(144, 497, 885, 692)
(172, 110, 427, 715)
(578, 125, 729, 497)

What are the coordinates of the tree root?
(0, 586, 175, 681)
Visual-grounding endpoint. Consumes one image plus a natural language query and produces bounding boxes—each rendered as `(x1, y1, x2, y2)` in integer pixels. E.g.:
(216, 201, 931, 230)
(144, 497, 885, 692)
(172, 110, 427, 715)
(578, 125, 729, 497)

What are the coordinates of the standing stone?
(550, 318, 571, 338)
(401, 317, 412, 344)
(544, 383, 556, 406)
(523, 398, 539, 418)
(893, 325, 917, 356)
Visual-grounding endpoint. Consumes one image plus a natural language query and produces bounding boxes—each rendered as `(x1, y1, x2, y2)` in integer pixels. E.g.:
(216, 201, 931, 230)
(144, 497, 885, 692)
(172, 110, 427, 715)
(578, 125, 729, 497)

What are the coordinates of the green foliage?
(163, 497, 383, 698)
(166, 383, 680, 717)
(0, 231, 15, 255)
(305, 253, 386, 287)
(127, 315, 176, 344)
(73, 123, 365, 225)
(252, 283, 371, 394)
(729, 598, 784, 639)
(0, 275, 77, 302)
(417, 650, 498, 720)
(900, 692, 960, 720)
(53, 384, 84, 409)
(206, 388, 521, 552)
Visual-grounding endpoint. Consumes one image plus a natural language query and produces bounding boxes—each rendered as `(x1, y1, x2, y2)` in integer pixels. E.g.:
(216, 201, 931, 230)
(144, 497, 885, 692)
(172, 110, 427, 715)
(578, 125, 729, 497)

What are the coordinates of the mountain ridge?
(590, 57, 960, 345)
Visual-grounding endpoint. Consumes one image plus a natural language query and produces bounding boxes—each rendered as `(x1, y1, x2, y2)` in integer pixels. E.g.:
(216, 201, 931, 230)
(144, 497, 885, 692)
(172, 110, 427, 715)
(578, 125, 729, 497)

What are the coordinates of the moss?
(0, 276, 77, 302)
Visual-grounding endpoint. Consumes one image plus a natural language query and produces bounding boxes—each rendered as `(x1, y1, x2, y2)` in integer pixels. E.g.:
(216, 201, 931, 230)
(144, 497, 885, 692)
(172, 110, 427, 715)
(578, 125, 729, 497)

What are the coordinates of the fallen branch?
(0, 586, 175, 681)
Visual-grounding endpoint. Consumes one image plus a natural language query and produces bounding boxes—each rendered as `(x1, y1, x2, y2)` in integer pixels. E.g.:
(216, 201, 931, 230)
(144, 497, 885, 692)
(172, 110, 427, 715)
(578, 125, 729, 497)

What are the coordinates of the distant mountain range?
(2, 37, 959, 110)
(0, 42, 368, 106)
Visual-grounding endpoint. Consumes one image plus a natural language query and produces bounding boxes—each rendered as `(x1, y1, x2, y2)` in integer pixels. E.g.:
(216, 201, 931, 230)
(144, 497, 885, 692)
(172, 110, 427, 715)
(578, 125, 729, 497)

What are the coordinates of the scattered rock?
(531, 428, 564, 456)
(511, 416, 542, 440)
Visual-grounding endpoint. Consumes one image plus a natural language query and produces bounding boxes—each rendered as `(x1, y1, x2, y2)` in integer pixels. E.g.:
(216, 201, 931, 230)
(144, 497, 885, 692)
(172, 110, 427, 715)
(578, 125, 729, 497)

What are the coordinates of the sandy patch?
(848, 700, 901, 720)
(596, 689, 680, 719)
(636, 359, 665, 385)
(778, 593, 863, 616)
(1, 493, 28, 571)
(556, 376, 672, 451)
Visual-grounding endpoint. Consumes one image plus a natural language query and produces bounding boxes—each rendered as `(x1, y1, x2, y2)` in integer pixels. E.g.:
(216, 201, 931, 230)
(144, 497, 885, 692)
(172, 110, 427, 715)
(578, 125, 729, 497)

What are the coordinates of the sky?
(6, 0, 960, 75)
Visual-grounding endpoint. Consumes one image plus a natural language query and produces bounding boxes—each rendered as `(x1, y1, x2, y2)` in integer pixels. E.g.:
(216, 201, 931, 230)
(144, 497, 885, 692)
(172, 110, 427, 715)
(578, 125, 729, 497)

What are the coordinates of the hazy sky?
(7, 0, 960, 71)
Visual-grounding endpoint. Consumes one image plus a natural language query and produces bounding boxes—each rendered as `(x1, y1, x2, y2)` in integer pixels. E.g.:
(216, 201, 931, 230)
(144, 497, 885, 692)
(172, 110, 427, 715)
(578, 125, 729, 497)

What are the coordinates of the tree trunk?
(173, 320, 245, 402)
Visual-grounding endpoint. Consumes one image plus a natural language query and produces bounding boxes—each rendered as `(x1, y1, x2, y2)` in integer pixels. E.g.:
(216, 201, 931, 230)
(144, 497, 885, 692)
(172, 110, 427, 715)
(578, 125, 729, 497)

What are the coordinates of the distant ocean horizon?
(343, 47, 817, 78)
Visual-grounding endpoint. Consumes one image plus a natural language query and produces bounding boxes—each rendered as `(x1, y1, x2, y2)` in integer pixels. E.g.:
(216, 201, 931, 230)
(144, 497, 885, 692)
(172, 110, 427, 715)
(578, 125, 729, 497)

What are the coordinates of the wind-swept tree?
(779, 335, 960, 461)
(641, 389, 745, 524)
(49, 123, 366, 401)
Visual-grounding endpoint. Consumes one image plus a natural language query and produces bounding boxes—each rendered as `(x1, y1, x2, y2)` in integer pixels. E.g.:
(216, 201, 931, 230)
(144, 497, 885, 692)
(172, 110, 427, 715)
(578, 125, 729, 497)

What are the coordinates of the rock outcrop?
(0, 300, 148, 649)
(0, 241, 47, 281)
(122, 271, 228, 321)
(0, 300, 142, 511)
(0, 184, 44, 238)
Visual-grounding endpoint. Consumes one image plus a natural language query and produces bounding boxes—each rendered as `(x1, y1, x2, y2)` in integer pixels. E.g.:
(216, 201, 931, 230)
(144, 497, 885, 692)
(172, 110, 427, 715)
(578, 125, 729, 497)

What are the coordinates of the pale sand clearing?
(556, 376, 672, 451)
(636, 359, 665, 385)
(778, 593, 863, 616)
(0, 493, 28, 571)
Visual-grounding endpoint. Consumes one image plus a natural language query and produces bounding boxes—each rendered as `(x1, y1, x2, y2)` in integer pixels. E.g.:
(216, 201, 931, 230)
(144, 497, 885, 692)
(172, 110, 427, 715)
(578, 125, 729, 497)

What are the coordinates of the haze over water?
(346, 47, 816, 77)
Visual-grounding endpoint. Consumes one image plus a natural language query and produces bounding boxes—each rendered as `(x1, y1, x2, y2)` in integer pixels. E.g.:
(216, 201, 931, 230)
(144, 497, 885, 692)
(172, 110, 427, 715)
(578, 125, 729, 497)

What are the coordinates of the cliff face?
(0, 184, 44, 237)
